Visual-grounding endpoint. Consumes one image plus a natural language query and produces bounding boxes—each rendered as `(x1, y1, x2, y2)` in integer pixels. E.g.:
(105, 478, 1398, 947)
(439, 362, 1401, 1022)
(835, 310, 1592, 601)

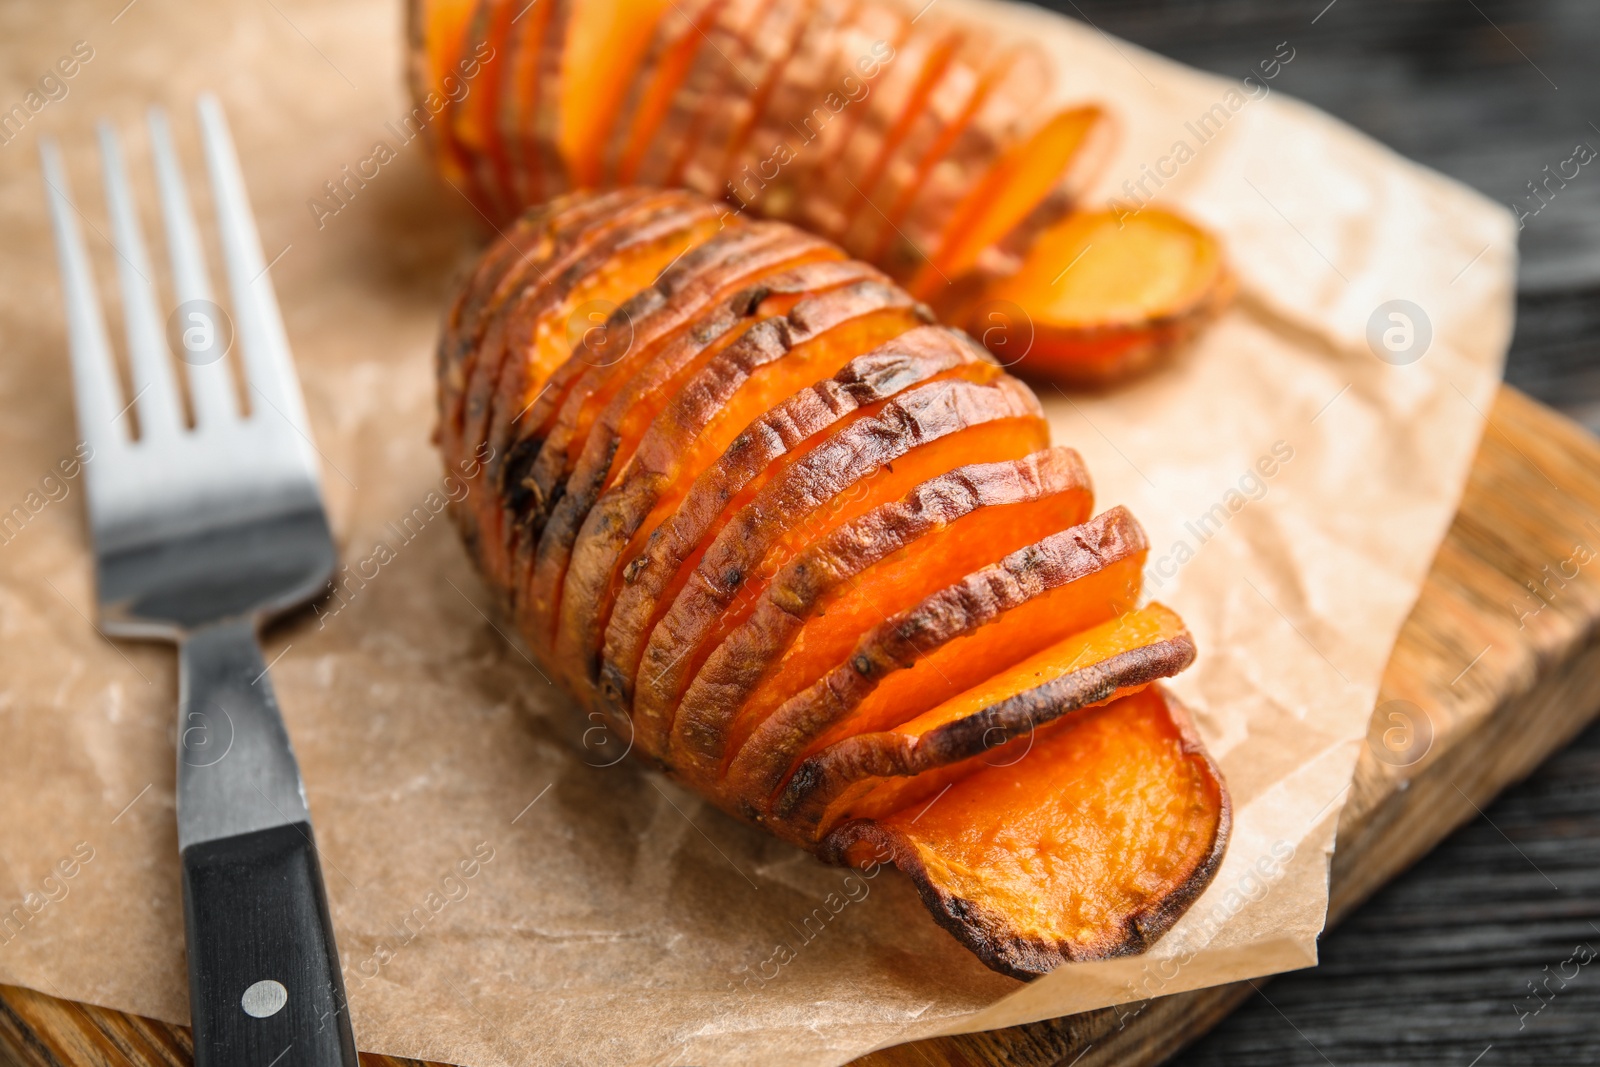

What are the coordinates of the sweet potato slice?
(756, 0, 906, 225)
(554, 0, 674, 189)
(788, 602, 1198, 836)
(679, 0, 812, 200)
(960, 209, 1234, 386)
(801, 10, 949, 242)
(634, 376, 1048, 761)
(820, 685, 1229, 976)
(596, 324, 997, 722)
(838, 31, 991, 264)
(727, 505, 1147, 813)
(632, 0, 771, 189)
(468, 196, 725, 591)
(543, 281, 928, 685)
(909, 105, 1113, 302)
(670, 447, 1093, 795)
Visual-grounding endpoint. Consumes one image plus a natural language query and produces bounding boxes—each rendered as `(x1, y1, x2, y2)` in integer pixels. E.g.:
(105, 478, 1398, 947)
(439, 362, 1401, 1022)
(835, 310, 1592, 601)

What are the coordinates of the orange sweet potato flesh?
(642, 378, 1050, 761)
(821, 685, 1229, 977)
(727, 505, 1148, 814)
(556, 0, 673, 189)
(518, 259, 893, 650)
(596, 325, 1000, 728)
(788, 602, 1198, 836)
(544, 283, 929, 685)
(603, 0, 725, 186)
(471, 197, 726, 592)
(672, 447, 1093, 797)
(961, 208, 1234, 386)
(910, 105, 1113, 302)
(450, 0, 517, 218)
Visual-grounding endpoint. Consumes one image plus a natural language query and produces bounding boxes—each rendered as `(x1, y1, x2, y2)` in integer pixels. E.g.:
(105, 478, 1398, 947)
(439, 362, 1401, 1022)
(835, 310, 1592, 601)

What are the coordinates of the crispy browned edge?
(736, 504, 1145, 821)
(640, 374, 1046, 759)
(797, 631, 1197, 788)
(676, 445, 1089, 796)
(817, 684, 1232, 980)
(596, 324, 991, 721)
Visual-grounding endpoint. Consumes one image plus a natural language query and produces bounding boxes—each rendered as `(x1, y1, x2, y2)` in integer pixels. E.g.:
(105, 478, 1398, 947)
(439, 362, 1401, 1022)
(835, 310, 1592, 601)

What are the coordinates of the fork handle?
(182, 823, 359, 1067)
(176, 618, 357, 1067)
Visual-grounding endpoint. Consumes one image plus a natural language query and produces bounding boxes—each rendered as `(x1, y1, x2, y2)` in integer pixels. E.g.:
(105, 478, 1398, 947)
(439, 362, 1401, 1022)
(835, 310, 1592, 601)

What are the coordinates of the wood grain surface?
(3, 385, 1598, 1067)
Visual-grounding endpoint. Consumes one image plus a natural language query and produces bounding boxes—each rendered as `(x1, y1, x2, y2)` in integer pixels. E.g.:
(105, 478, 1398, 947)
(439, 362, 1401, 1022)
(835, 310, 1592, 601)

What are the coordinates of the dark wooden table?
(1048, 2, 1600, 1063)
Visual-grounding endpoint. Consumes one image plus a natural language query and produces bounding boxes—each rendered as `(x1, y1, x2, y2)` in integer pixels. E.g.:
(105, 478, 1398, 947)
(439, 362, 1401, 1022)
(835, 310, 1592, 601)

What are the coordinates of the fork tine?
(40, 137, 128, 457)
(98, 121, 186, 441)
(148, 106, 238, 427)
(195, 94, 315, 446)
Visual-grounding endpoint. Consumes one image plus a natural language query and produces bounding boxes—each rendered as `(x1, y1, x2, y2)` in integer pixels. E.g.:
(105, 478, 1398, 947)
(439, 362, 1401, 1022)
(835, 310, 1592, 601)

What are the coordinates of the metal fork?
(41, 96, 358, 1067)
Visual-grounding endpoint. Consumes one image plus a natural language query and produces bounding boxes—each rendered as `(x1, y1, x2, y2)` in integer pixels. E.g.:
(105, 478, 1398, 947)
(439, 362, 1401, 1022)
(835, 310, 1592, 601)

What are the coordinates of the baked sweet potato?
(409, 0, 1232, 389)
(436, 188, 1228, 977)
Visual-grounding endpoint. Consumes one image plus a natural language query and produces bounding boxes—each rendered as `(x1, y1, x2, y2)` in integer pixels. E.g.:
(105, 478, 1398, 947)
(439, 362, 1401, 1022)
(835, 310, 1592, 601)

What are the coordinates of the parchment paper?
(0, 0, 1514, 1064)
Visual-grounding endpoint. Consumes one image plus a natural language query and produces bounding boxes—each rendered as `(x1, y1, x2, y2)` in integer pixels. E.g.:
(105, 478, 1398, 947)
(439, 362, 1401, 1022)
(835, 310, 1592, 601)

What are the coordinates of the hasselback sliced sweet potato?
(671, 446, 1093, 796)
(782, 602, 1197, 835)
(822, 684, 1229, 977)
(543, 278, 929, 686)
(553, 0, 674, 190)
(726, 505, 1147, 812)
(438, 189, 1227, 978)
(602, 0, 724, 186)
(956, 208, 1235, 386)
(642, 375, 1049, 760)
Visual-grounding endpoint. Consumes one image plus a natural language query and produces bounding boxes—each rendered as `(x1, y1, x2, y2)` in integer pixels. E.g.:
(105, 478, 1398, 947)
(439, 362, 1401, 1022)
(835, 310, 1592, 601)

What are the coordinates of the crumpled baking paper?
(0, 0, 1513, 1063)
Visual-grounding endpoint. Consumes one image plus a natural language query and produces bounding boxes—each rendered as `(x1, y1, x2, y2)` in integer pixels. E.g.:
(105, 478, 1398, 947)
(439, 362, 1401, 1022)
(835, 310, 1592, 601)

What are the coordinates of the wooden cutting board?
(4, 383, 1599, 1067)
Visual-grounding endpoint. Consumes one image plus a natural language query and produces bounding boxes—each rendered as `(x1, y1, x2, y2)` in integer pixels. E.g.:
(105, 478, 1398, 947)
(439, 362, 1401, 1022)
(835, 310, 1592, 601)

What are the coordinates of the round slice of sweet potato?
(596, 324, 997, 725)
(955, 208, 1235, 387)
(541, 278, 927, 685)
(727, 505, 1148, 817)
(631, 374, 1048, 760)
(784, 602, 1197, 837)
(668, 446, 1093, 796)
(819, 684, 1229, 976)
